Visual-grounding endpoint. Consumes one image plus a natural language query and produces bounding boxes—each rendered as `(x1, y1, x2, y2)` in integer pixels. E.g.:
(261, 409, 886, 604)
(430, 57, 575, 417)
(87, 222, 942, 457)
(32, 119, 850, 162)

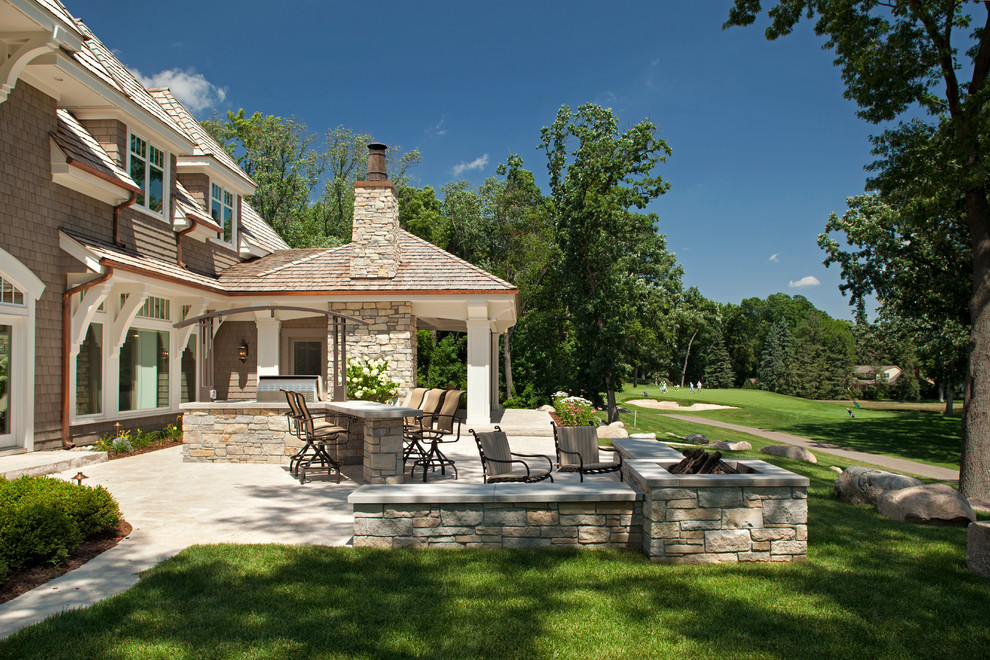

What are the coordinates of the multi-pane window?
(129, 134, 165, 214)
(211, 183, 235, 245)
(0, 276, 24, 307)
(135, 296, 170, 321)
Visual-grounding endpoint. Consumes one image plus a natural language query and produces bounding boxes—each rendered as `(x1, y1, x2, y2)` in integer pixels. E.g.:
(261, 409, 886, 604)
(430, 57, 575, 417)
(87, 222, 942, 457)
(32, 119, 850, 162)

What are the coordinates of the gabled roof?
(150, 88, 255, 190)
(51, 108, 140, 193)
(239, 201, 290, 253)
(218, 230, 517, 295)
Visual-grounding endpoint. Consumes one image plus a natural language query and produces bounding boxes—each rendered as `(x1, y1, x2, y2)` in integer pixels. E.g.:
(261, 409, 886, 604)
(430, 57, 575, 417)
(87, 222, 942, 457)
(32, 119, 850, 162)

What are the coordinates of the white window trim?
(128, 131, 170, 221)
(0, 248, 44, 451)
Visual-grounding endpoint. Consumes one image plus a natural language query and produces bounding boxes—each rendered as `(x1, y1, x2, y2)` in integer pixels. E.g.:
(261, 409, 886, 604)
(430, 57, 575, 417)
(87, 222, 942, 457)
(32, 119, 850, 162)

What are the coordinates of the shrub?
(111, 437, 134, 454)
(346, 357, 402, 403)
(552, 391, 602, 426)
(0, 476, 121, 572)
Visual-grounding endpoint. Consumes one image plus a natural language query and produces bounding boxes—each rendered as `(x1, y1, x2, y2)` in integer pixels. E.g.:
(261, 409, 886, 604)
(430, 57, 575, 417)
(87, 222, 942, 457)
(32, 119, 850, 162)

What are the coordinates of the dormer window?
(129, 134, 166, 215)
(211, 183, 236, 246)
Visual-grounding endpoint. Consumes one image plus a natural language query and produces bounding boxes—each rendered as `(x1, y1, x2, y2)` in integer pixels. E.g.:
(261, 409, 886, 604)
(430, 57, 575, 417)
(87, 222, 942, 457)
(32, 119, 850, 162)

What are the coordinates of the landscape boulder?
(684, 433, 708, 444)
(708, 440, 752, 451)
(876, 483, 977, 526)
(596, 421, 629, 439)
(538, 405, 555, 413)
(967, 521, 990, 579)
(832, 466, 923, 506)
(759, 444, 817, 464)
(629, 432, 657, 439)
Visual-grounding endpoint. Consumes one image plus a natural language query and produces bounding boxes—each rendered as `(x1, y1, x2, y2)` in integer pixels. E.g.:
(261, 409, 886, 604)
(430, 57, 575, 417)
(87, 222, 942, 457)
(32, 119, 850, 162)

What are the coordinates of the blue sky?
(80, 0, 882, 320)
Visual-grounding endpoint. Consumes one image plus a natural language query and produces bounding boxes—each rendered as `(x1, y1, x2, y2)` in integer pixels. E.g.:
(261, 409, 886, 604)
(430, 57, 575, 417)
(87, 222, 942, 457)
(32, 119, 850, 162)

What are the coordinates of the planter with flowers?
(550, 391, 603, 427)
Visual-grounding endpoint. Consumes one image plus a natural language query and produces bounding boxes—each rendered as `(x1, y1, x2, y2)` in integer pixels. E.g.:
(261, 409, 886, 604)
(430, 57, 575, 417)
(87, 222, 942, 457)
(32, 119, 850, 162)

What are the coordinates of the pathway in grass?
(662, 413, 957, 481)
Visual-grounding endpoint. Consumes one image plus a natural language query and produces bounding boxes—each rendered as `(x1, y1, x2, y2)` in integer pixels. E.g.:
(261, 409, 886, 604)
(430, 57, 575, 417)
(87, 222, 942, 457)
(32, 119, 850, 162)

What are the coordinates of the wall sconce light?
(239, 339, 249, 363)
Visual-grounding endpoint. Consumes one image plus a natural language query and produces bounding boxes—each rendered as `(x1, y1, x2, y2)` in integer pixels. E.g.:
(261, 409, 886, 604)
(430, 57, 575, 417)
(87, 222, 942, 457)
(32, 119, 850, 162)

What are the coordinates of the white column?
(255, 318, 281, 376)
(490, 331, 500, 411)
(465, 319, 493, 426)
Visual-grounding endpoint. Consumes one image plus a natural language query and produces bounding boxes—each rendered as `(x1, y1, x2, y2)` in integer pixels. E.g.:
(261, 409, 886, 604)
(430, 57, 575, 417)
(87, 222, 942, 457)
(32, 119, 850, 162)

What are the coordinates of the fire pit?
(616, 443, 810, 564)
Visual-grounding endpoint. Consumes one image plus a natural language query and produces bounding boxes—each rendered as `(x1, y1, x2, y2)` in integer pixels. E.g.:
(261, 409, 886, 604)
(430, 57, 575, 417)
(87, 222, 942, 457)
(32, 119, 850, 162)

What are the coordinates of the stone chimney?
(350, 142, 400, 279)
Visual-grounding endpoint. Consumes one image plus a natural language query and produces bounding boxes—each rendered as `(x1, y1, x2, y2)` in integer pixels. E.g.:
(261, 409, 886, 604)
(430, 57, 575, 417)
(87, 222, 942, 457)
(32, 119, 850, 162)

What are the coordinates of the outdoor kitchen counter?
(180, 400, 418, 484)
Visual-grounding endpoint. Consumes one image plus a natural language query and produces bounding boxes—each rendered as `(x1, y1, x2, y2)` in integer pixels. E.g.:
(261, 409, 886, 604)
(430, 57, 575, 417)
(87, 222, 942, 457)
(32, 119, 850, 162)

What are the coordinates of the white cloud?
(789, 276, 821, 288)
(131, 67, 227, 114)
(769, 253, 780, 263)
(452, 153, 489, 177)
(426, 114, 448, 137)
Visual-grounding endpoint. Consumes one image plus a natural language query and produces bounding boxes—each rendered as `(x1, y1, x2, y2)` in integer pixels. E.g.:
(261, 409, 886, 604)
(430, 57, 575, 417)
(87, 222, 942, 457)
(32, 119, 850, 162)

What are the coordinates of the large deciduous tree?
(727, 0, 990, 497)
(539, 103, 673, 422)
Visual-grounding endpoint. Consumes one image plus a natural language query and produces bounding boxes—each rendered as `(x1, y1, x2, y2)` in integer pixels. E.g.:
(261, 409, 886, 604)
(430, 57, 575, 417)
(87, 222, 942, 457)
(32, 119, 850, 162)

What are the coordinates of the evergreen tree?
(758, 319, 790, 392)
(703, 330, 735, 389)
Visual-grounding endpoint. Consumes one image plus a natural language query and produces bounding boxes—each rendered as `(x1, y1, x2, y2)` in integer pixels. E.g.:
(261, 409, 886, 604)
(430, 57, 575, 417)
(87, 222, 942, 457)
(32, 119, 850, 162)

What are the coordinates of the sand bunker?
(627, 399, 738, 412)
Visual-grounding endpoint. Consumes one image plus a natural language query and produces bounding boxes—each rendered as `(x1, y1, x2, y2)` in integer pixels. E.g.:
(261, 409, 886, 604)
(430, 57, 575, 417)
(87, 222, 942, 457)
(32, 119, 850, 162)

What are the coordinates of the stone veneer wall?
(351, 484, 641, 549)
(331, 301, 416, 397)
(350, 182, 400, 278)
(181, 402, 363, 466)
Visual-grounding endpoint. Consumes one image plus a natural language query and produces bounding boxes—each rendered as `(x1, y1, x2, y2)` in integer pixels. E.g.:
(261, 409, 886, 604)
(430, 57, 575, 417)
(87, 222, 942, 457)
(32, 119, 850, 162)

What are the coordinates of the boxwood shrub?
(0, 476, 121, 573)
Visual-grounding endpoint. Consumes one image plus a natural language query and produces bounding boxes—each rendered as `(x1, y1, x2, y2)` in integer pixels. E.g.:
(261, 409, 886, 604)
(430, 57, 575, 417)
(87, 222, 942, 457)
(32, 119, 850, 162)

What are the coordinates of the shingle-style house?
(0, 0, 517, 454)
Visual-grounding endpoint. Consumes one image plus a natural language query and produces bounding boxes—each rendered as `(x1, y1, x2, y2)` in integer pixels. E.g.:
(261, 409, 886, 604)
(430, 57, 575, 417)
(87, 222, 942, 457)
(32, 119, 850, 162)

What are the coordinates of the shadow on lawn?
(1, 470, 988, 657)
(789, 413, 960, 468)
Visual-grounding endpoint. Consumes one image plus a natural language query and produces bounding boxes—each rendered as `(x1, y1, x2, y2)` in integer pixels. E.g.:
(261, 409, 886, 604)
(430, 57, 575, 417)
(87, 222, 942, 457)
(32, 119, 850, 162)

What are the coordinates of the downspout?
(113, 191, 137, 247)
(176, 217, 199, 268)
(61, 263, 114, 448)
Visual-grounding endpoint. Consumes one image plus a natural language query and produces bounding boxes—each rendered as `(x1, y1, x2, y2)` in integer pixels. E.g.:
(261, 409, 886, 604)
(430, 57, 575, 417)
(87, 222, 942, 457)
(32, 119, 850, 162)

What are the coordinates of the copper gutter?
(61, 263, 113, 448)
(175, 217, 199, 268)
(113, 191, 137, 247)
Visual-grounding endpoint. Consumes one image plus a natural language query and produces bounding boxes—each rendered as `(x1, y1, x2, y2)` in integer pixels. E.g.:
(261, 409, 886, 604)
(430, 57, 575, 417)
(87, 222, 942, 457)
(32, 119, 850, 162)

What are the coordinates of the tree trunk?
(938, 382, 944, 403)
(680, 329, 698, 388)
(960, 188, 990, 498)
(944, 384, 954, 415)
(605, 373, 619, 423)
(632, 367, 639, 387)
(503, 329, 514, 401)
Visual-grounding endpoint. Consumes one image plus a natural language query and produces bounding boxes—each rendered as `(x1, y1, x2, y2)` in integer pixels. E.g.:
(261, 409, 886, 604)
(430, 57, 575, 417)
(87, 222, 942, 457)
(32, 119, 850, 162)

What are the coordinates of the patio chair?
(402, 388, 439, 467)
(551, 422, 622, 482)
(287, 390, 349, 484)
(407, 389, 465, 482)
(469, 425, 553, 483)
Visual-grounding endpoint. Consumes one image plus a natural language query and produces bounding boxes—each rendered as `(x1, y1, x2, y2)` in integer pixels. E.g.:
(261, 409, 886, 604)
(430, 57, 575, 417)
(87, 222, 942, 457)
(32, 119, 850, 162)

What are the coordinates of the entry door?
(291, 340, 322, 375)
(0, 324, 13, 448)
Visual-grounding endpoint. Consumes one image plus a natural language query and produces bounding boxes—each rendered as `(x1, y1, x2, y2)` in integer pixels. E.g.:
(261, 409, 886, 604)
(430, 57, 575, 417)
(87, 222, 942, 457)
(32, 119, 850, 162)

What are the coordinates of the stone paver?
(663, 414, 958, 482)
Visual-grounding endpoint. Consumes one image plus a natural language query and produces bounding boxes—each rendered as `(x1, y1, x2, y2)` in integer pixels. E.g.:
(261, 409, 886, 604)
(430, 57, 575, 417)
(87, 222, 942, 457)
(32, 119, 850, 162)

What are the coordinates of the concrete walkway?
(663, 413, 959, 482)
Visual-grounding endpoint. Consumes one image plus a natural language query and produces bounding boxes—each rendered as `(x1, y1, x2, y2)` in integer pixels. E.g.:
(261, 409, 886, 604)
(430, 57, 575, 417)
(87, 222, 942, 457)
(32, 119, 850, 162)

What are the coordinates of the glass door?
(0, 324, 12, 448)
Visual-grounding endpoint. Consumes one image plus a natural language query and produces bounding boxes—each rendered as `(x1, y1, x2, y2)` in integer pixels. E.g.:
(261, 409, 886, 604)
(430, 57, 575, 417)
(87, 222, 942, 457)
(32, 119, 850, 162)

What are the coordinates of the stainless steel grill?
(257, 375, 324, 403)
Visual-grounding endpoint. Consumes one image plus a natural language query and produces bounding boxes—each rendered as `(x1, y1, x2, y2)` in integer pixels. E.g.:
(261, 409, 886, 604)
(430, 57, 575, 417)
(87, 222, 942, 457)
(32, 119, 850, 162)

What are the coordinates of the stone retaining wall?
(351, 483, 641, 549)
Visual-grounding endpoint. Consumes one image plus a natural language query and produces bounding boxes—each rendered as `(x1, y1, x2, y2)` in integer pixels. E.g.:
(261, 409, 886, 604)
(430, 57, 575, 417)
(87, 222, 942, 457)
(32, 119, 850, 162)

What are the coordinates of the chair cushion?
(557, 462, 619, 472)
(556, 426, 600, 468)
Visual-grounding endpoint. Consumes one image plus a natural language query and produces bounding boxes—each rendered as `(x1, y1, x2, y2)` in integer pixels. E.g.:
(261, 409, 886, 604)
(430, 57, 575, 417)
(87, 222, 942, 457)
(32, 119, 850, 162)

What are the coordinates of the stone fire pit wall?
(350, 483, 641, 549)
(622, 455, 809, 564)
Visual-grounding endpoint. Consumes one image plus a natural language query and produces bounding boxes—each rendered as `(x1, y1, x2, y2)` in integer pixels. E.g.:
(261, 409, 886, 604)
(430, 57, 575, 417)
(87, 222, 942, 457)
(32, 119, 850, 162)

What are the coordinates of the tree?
(784, 312, 855, 399)
(758, 318, 791, 392)
(539, 103, 673, 422)
(672, 288, 721, 387)
(727, 1, 990, 497)
(704, 330, 736, 388)
(201, 110, 323, 237)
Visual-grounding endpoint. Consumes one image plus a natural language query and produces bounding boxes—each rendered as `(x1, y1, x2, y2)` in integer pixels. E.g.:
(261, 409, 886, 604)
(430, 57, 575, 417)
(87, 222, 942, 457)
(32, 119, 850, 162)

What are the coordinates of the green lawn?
(617, 387, 961, 472)
(1, 453, 987, 658)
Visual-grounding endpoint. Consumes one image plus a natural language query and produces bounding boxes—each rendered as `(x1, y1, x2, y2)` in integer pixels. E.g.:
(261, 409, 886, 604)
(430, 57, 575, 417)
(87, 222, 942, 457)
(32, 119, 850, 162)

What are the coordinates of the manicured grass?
(618, 387, 961, 471)
(2, 454, 987, 658)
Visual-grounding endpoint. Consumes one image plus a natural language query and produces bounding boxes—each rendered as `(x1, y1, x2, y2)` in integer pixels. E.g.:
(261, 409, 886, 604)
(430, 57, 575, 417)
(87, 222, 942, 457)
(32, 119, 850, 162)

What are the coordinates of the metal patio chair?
(285, 390, 349, 484)
(469, 425, 553, 484)
(551, 422, 622, 481)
